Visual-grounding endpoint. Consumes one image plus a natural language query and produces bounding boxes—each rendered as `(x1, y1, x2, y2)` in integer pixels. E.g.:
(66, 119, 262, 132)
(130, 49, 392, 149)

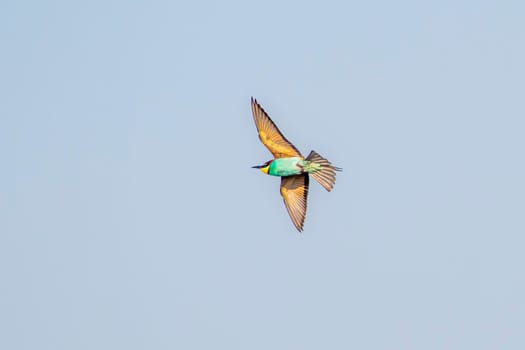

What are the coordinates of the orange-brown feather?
(251, 98, 303, 159)
(280, 174, 309, 232)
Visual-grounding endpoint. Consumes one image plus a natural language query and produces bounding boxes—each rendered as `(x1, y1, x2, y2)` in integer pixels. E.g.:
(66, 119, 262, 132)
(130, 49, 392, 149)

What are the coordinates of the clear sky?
(2, 0, 524, 349)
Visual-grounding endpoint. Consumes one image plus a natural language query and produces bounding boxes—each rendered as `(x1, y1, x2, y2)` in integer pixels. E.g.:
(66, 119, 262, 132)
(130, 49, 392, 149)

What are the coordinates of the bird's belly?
(268, 157, 303, 176)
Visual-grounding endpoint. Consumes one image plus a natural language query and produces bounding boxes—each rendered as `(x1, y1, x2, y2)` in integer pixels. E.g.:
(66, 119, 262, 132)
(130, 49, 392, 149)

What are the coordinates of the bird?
(251, 97, 341, 232)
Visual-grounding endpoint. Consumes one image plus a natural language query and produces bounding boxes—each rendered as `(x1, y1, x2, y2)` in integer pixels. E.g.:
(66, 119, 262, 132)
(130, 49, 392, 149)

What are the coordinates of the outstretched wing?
(280, 174, 309, 232)
(251, 97, 302, 158)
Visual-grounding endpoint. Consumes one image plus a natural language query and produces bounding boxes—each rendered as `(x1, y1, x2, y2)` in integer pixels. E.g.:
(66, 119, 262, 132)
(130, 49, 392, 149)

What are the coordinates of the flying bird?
(251, 97, 341, 232)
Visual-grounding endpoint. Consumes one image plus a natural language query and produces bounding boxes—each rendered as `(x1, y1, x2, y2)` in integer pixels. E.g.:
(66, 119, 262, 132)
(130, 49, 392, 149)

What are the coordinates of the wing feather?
(251, 97, 302, 158)
(280, 175, 309, 232)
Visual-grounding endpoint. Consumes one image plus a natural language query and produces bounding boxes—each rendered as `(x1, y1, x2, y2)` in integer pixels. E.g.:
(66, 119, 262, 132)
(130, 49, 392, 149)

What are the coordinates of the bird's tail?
(305, 150, 342, 192)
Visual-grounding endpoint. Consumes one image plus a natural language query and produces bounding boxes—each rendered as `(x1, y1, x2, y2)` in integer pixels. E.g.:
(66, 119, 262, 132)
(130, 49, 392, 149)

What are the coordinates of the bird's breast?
(268, 157, 304, 177)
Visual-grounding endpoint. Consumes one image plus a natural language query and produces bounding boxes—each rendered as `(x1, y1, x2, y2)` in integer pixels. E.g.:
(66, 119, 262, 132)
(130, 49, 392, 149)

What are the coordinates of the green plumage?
(267, 157, 324, 177)
(268, 157, 303, 176)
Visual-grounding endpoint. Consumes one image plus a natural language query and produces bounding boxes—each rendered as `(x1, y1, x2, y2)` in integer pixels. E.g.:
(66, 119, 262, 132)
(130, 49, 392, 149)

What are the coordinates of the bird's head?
(252, 160, 272, 174)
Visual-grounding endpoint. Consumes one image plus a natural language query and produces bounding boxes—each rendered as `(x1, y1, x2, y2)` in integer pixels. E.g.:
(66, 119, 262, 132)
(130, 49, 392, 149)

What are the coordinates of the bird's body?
(263, 157, 303, 176)
(259, 157, 326, 177)
(251, 97, 341, 232)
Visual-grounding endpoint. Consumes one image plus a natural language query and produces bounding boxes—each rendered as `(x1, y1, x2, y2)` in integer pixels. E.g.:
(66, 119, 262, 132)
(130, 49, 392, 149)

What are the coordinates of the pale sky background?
(1, 1, 525, 349)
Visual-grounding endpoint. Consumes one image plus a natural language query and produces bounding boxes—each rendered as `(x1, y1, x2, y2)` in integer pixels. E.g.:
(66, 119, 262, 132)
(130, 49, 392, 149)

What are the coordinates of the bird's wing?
(280, 174, 309, 232)
(251, 97, 303, 158)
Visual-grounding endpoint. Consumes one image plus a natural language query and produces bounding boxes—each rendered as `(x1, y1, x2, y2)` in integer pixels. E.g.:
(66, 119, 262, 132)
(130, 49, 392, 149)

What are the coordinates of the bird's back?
(269, 157, 304, 177)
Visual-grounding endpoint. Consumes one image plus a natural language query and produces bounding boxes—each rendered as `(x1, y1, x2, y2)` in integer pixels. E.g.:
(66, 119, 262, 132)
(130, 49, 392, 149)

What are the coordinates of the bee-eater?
(251, 97, 341, 232)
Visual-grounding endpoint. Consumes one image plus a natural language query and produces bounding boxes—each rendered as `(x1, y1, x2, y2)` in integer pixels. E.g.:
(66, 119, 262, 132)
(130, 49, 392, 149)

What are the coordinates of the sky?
(1, 0, 524, 349)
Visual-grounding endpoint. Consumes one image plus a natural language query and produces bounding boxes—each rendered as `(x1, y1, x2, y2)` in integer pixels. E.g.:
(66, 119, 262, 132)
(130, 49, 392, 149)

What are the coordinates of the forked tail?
(305, 150, 342, 192)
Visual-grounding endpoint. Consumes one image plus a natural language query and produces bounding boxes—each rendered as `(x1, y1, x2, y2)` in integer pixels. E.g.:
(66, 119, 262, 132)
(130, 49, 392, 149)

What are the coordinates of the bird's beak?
(252, 164, 264, 169)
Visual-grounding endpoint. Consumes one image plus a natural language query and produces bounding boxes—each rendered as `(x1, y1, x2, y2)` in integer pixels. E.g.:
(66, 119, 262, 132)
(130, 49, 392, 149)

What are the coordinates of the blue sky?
(1, 1, 524, 349)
